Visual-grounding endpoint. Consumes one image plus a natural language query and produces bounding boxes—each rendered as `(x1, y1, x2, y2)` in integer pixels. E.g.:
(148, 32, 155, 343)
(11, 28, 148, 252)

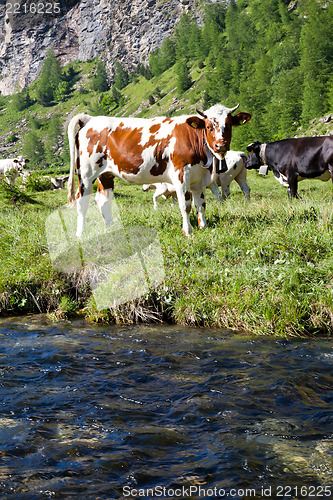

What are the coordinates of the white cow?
(143, 151, 250, 207)
(0, 156, 29, 185)
(142, 182, 178, 209)
(214, 150, 250, 201)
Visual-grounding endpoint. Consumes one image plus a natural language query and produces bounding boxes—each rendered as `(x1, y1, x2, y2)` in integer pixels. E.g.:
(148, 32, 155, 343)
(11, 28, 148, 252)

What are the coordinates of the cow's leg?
(287, 173, 299, 199)
(218, 172, 232, 200)
(328, 164, 333, 183)
(152, 192, 159, 210)
(193, 191, 207, 229)
(235, 170, 251, 201)
(153, 184, 166, 210)
(173, 167, 193, 236)
(76, 188, 93, 238)
(95, 173, 114, 228)
(171, 193, 177, 205)
(221, 184, 230, 200)
(208, 182, 222, 201)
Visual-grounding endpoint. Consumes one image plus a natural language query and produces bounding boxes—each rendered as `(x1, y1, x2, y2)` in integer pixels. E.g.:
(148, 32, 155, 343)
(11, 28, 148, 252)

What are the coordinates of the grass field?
(1, 169, 333, 337)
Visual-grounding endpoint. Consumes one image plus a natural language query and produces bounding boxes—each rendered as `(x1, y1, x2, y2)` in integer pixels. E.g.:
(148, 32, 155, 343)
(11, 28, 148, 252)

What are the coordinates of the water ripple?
(0, 317, 332, 499)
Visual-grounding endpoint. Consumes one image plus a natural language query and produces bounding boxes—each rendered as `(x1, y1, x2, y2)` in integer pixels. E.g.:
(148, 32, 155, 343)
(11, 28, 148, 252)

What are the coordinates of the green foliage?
(36, 49, 72, 106)
(146, 0, 333, 141)
(12, 89, 33, 111)
(0, 94, 5, 110)
(176, 59, 192, 94)
(111, 85, 125, 106)
(136, 62, 153, 80)
(0, 180, 36, 204)
(54, 80, 71, 102)
(6, 133, 18, 144)
(113, 61, 129, 90)
(92, 60, 109, 92)
(52, 295, 79, 320)
(44, 115, 63, 167)
(23, 131, 46, 168)
(23, 171, 51, 192)
(299, 1, 333, 123)
(149, 38, 176, 77)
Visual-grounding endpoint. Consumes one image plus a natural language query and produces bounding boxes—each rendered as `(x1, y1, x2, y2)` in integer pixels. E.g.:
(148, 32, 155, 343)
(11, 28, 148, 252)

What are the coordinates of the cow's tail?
(67, 113, 92, 206)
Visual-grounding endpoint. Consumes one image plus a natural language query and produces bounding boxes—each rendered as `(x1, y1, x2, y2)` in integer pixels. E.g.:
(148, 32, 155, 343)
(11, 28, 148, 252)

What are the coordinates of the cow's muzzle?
(214, 141, 229, 156)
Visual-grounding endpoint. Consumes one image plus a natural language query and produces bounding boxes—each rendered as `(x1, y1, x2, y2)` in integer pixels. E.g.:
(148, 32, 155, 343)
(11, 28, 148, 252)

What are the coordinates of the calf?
(214, 150, 250, 200)
(142, 183, 177, 209)
(246, 137, 333, 198)
(51, 175, 69, 190)
(143, 151, 250, 207)
(67, 104, 251, 236)
(0, 156, 29, 185)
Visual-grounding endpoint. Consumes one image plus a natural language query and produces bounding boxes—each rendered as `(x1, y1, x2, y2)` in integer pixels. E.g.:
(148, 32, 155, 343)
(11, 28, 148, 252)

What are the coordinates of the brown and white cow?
(143, 151, 250, 207)
(67, 104, 251, 236)
(0, 156, 29, 185)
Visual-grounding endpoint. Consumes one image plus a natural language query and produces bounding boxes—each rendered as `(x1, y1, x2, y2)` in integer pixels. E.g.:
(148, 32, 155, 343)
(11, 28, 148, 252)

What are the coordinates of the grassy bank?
(1, 171, 333, 337)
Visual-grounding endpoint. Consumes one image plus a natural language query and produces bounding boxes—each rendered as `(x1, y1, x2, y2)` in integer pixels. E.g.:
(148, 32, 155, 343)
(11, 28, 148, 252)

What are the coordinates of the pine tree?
(36, 49, 64, 106)
(176, 59, 192, 94)
(300, 1, 333, 123)
(23, 131, 46, 168)
(92, 60, 109, 92)
(13, 89, 33, 111)
(45, 116, 62, 166)
(113, 61, 129, 90)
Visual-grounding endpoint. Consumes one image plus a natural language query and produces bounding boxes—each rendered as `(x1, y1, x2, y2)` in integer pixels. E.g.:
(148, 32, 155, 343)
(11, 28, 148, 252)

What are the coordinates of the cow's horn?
(196, 109, 207, 119)
(230, 103, 240, 114)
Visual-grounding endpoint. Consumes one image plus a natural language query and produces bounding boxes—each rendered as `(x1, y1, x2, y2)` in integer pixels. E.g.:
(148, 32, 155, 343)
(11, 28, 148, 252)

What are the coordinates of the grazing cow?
(50, 175, 69, 190)
(246, 137, 333, 198)
(0, 156, 29, 185)
(142, 182, 177, 209)
(67, 104, 251, 236)
(143, 150, 250, 207)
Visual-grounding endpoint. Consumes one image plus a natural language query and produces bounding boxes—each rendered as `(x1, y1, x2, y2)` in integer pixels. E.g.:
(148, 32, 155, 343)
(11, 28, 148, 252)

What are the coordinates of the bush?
(6, 134, 18, 144)
(24, 171, 51, 192)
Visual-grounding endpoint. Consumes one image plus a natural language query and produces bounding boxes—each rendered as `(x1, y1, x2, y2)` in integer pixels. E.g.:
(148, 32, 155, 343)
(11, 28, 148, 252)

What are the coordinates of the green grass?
(1, 170, 333, 336)
(1, 58, 333, 334)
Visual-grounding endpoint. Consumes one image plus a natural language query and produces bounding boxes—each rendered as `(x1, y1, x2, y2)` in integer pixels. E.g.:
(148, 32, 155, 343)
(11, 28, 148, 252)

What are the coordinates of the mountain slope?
(0, 0, 209, 95)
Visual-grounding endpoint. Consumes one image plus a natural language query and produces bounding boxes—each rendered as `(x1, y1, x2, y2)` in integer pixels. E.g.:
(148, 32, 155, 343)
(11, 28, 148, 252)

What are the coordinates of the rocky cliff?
(0, 0, 221, 95)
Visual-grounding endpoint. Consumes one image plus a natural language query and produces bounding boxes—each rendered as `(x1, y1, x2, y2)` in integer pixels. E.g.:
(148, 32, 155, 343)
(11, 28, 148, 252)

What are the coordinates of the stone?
(0, 0, 209, 95)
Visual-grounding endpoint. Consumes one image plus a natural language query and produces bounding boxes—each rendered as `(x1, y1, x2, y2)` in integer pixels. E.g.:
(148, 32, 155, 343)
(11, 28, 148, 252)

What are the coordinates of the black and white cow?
(246, 137, 333, 198)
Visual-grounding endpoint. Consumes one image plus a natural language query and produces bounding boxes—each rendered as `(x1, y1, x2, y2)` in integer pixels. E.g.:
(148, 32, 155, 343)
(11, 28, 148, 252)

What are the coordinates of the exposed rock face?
(0, 0, 222, 95)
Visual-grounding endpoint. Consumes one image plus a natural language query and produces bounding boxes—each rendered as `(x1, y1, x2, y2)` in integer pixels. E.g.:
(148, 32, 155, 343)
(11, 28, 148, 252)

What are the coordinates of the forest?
(3, 0, 333, 169)
(148, 0, 333, 142)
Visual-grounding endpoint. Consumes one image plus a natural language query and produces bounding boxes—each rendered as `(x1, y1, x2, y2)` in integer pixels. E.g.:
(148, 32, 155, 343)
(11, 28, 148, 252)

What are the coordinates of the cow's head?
(13, 156, 29, 171)
(187, 104, 251, 160)
(245, 141, 262, 169)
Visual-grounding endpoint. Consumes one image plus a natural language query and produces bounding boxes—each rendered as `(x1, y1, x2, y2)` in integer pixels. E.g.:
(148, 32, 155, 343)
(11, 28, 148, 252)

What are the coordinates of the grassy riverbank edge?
(1, 172, 333, 337)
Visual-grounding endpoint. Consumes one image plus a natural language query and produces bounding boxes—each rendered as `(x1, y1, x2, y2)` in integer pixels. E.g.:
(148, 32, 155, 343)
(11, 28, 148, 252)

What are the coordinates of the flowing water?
(0, 316, 332, 499)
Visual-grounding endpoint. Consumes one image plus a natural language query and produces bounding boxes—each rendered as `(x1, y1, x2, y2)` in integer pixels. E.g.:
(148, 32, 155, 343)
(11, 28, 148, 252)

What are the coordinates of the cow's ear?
(232, 112, 251, 126)
(25, 159, 30, 163)
(186, 116, 205, 129)
(247, 141, 260, 153)
(13, 159, 19, 163)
